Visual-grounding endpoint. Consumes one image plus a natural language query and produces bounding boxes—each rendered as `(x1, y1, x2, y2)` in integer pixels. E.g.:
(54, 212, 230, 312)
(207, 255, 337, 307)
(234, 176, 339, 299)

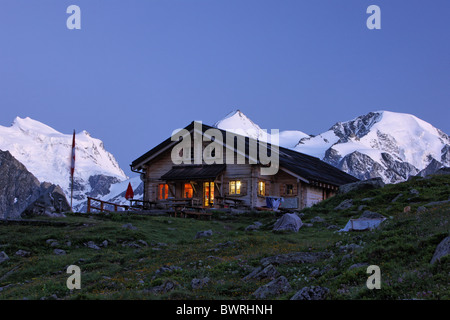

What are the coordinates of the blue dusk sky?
(0, 0, 449, 177)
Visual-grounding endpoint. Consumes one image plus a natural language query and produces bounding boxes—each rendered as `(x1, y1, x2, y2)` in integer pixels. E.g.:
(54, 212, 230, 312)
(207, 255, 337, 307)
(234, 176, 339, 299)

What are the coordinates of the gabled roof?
(130, 121, 359, 187)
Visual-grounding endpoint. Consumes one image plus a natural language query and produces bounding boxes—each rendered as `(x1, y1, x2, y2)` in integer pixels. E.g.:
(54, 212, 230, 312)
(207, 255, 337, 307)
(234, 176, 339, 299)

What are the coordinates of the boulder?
(0, 150, 41, 219)
(0, 251, 10, 264)
(148, 279, 179, 294)
(290, 286, 329, 300)
(191, 277, 210, 290)
(272, 213, 302, 232)
(245, 221, 263, 232)
(15, 250, 31, 257)
(260, 251, 332, 267)
(310, 216, 325, 223)
(334, 199, 353, 210)
(430, 236, 450, 264)
(338, 177, 385, 194)
(22, 182, 70, 217)
(85, 241, 101, 250)
(195, 230, 213, 239)
(154, 265, 182, 276)
(53, 249, 66, 255)
(360, 210, 385, 219)
(252, 276, 292, 299)
(122, 223, 138, 230)
(243, 264, 280, 281)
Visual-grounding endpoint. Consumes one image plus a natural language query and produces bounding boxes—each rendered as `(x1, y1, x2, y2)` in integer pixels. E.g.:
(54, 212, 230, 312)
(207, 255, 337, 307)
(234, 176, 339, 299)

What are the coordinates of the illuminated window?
(286, 184, 294, 195)
(258, 181, 265, 196)
(229, 180, 241, 195)
(203, 182, 214, 207)
(183, 183, 193, 198)
(158, 184, 169, 200)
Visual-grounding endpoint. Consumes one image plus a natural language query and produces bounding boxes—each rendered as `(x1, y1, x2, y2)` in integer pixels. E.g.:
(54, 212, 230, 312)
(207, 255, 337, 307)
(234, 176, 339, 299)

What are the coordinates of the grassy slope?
(0, 175, 448, 300)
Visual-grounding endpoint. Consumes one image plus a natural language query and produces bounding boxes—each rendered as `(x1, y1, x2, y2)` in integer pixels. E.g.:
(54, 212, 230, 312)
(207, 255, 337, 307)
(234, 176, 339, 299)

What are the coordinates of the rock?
(121, 241, 141, 248)
(417, 206, 427, 213)
(391, 193, 403, 203)
(273, 213, 303, 232)
(260, 251, 332, 267)
(339, 244, 363, 253)
(86, 174, 122, 199)
(195, 230, 213, 239)
(348, 263, 369, 270)
(243, 264, 280, 281)
(154, 265, 182, 276)
(433, 167, 450, 176)
(49, 241, 60, 247)
(53, 249, 66, 255)
(22, 182, 70, 217)
(0, 251, 10, 264)
(424, 199, 450, 207)
(358, 205, 367, 211)
(334, 199, 353, 210)
(46, 239, 59, 246)
(15, 250, 31, 257)
(122, 223, 137, 230)
(310, 216, 325, 223)
(290, 286, 330, 300)
(410, 189, 419, 195)
(101, 240, 108, 247)
(360, 210, 385, 219)
(148, 279, 179, 294)
(339, 254, 352, 266)
(85, 241, 101, 250)
(252, 276, 292, 299)
(245, 221, 263, 231)
(191, 277, 210, 290)
(137, 240, 148, 247)
(0, 150, 41, 219)
(430, 236, 450, 264)
(339, 177, 385, 194)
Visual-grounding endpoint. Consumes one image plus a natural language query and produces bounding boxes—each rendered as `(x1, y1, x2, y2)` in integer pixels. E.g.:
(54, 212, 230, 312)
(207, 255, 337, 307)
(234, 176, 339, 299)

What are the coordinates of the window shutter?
(293, 183, 298, 195)
(240, 180, 247, 195)
(265, 181, 270, 196)
(280, 184, 285, 196)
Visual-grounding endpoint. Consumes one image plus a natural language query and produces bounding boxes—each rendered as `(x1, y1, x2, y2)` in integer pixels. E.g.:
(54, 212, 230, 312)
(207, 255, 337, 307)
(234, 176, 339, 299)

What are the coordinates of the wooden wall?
(141, 139, 334, 209)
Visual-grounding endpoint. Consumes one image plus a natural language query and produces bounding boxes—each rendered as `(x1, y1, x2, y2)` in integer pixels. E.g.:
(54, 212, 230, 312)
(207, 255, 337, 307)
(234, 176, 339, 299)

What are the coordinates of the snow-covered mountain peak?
(0, 117, 128, 210)
(214, 110, 268, 140)
(214, 109, 310, 147)
(12, 116, 63, 137)
(296, 110, 450, 183)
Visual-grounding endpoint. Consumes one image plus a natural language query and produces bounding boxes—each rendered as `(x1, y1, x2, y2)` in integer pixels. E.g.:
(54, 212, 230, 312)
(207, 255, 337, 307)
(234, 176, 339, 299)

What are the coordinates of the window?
(183, 183, 193, 198)
(258, 181, 265, 196)
(203, 182, 214, 207)
(286, 184, 294, 195)
(158, 184, 169, 200)
(229, 180, 241, 195)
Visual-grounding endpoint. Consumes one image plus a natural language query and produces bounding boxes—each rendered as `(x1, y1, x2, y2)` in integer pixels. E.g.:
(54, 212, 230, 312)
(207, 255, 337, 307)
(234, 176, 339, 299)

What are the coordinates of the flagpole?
(71, 129, 75, 212)
(71, 174, 74, 211)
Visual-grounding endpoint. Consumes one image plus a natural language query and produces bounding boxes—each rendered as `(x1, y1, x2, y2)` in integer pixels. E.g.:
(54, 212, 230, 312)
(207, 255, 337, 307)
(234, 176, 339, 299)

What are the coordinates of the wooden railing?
(86, 197, 157, 213)
(86, 197, 131, 213)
